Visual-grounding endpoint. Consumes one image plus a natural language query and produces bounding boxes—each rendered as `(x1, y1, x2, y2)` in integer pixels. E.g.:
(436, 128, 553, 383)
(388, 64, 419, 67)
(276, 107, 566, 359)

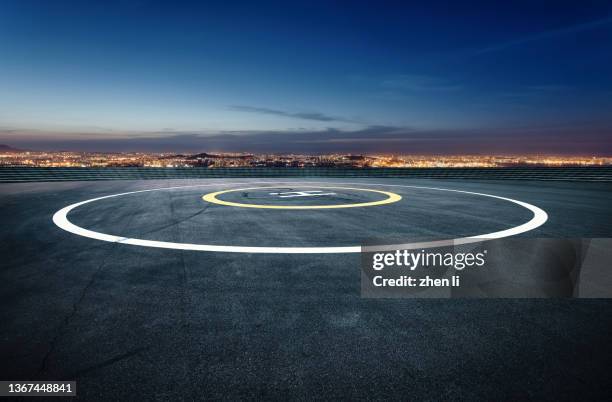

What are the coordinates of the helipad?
(52, 180, 548, 254)
(202, 186, 402, 209)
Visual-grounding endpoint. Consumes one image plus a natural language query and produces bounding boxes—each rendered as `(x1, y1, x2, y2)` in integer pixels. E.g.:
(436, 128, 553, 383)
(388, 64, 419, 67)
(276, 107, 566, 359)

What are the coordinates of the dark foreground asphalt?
(1, 178, 612, 401)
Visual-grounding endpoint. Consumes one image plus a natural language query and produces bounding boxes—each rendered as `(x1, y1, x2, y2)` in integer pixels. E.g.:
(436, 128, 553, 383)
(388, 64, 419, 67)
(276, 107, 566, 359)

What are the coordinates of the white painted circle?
(52, 181, 548, 254)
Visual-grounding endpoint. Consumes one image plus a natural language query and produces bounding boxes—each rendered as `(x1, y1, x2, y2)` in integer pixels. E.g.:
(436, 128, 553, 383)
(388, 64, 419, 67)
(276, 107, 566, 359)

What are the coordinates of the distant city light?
(0, 151, 610, 168)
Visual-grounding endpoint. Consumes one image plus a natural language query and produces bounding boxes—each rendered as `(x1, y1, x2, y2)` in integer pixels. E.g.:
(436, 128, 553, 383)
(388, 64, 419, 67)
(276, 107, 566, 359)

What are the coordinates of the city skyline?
(2, 147, 611, 168)
(1, 1, 611, 154)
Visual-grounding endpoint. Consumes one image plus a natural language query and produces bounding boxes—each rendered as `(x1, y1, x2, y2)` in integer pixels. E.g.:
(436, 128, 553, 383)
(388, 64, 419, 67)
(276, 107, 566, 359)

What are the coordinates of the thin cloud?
(229, 105, 357, 123)
(381, 74, 463, 92)
(2, 125, 611, 155)
(473, 16, 612, 55)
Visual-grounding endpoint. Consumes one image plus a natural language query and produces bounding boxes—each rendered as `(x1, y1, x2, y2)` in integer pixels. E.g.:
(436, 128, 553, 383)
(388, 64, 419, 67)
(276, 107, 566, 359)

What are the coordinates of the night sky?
(1, 0, 611, 154)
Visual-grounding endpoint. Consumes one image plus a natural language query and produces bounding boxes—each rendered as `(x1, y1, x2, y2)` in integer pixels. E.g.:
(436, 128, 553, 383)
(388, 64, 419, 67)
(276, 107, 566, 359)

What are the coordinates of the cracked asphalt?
(1, 178, 612, 401)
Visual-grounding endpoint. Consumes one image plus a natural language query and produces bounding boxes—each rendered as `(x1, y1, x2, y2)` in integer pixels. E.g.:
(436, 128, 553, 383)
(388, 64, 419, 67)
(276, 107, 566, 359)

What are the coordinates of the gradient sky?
(1, 0, 611, 154)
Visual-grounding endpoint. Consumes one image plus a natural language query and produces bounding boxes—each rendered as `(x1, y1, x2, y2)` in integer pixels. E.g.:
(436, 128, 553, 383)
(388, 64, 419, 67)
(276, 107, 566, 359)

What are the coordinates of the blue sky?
(1, 0, 611, 153)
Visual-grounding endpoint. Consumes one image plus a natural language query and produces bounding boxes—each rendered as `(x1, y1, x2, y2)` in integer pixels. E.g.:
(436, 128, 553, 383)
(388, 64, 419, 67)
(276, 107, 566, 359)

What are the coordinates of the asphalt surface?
(1, 178, 612, 401)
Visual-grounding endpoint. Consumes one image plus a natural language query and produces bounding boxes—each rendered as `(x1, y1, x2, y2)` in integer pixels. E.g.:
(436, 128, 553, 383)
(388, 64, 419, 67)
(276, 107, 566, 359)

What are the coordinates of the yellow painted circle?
(202, 186, 402, 209)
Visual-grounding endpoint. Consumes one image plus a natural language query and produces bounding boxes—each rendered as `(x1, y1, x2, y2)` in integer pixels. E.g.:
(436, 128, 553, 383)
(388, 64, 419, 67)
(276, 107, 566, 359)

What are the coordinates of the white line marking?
(52, 181, 548, 254)
(269, 190, 337, 198)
